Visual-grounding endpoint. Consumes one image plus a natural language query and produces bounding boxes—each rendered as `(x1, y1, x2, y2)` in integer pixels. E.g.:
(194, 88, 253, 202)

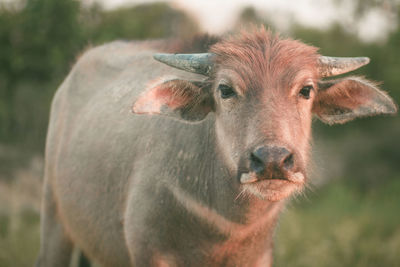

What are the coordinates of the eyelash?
(217, 83, 313, 99)
(299, 85, 314, 99)
(218, 84, 236, 99)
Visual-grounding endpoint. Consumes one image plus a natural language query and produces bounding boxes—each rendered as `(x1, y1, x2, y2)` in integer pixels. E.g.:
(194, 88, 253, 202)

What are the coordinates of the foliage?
(0, 0, 84, 150)
(275, 178, 400, 267)
(0, 0, 198, 156)
(86, 2, 198, 43)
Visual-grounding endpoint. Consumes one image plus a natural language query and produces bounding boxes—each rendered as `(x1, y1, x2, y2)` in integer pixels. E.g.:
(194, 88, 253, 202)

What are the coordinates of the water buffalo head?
(133, 28, 397, 201)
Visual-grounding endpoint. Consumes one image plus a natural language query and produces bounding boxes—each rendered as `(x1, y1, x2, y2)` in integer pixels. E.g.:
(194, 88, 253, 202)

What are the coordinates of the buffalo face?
(133, 29, 397, 201)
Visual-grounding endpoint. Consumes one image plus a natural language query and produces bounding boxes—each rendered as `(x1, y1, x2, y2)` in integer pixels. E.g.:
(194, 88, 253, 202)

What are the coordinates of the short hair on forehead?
(210, 26, 320, 90)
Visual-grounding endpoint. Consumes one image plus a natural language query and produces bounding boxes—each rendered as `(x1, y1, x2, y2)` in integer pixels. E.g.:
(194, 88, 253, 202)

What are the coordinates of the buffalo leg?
(78, 250, 91, 267)
(36, 181, 73, 267)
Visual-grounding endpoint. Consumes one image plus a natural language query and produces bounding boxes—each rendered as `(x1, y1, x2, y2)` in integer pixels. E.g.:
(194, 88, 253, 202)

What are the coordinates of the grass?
(0, 208, 40, 267)
(0, 161, 41, 267)
(275, 179, 400, 267)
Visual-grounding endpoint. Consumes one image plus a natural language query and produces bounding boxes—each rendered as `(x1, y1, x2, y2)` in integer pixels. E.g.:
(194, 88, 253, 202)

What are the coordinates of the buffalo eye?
(299, 85, 313, 99)
(218, 84, 236, 99)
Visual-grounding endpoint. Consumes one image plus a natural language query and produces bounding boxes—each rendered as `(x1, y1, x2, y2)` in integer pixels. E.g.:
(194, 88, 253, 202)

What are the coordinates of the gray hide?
(36, 41, 280, 267)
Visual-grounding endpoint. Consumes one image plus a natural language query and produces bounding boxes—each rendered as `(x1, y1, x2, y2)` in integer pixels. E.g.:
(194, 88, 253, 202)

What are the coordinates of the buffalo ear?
(313, 76, 397, 124)
(132, 78, 213, 122)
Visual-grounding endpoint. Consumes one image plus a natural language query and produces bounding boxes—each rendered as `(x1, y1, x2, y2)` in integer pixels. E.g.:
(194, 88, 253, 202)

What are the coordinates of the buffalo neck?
(168, 116, 285, 240)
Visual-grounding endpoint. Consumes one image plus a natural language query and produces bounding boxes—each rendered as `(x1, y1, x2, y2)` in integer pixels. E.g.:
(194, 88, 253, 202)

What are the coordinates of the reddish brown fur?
(210, 201, 282, 266)
(209, 27, 320, 175)
(138, 28, 332, 192)
(134, 78, 212, 118)
(315, 77, 378, 111)
(210, 27, 320, 92)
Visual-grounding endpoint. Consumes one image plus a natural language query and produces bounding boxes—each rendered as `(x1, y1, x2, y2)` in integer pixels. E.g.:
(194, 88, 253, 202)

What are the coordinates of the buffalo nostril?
(282, 153, 294, 170)
(249, 146, 295, 178)
(250, 152, 265, 174)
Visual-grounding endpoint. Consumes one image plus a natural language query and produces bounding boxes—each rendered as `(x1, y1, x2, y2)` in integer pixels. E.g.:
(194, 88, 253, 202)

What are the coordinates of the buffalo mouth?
(240, 171, 305, 184)
(238, 171, 305, 201)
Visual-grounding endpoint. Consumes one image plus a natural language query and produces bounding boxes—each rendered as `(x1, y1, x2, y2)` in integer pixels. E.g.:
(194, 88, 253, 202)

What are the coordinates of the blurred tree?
(234, 6, 274, 30)
(0, 0, 83, 148)
(19, 0, 82, 80)
(0, 6, 20, 140)
(236, 6, 264, 25)
(87, 2, 199, 43)
(0, 0, 200, 158)
(334, 0, 398, 19)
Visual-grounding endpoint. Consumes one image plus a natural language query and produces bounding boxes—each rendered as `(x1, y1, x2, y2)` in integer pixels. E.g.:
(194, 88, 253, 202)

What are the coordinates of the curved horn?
(153, 53, 214, 76)
(318, 56, 370, 77)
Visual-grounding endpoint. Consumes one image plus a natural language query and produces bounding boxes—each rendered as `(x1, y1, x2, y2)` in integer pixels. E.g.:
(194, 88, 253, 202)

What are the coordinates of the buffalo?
(36, 27, 397, 266)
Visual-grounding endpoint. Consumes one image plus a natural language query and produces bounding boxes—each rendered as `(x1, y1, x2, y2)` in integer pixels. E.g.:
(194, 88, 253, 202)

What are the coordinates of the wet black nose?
(250, 146, 294, 177)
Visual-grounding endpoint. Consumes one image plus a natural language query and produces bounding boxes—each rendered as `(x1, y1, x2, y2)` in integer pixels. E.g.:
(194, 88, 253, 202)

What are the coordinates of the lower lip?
(252, 179, 295, 189)
(242, 179, 302, 201)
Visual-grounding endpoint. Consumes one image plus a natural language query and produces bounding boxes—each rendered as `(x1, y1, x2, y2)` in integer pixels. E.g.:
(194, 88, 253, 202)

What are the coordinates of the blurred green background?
(0, 0, 399, 266)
